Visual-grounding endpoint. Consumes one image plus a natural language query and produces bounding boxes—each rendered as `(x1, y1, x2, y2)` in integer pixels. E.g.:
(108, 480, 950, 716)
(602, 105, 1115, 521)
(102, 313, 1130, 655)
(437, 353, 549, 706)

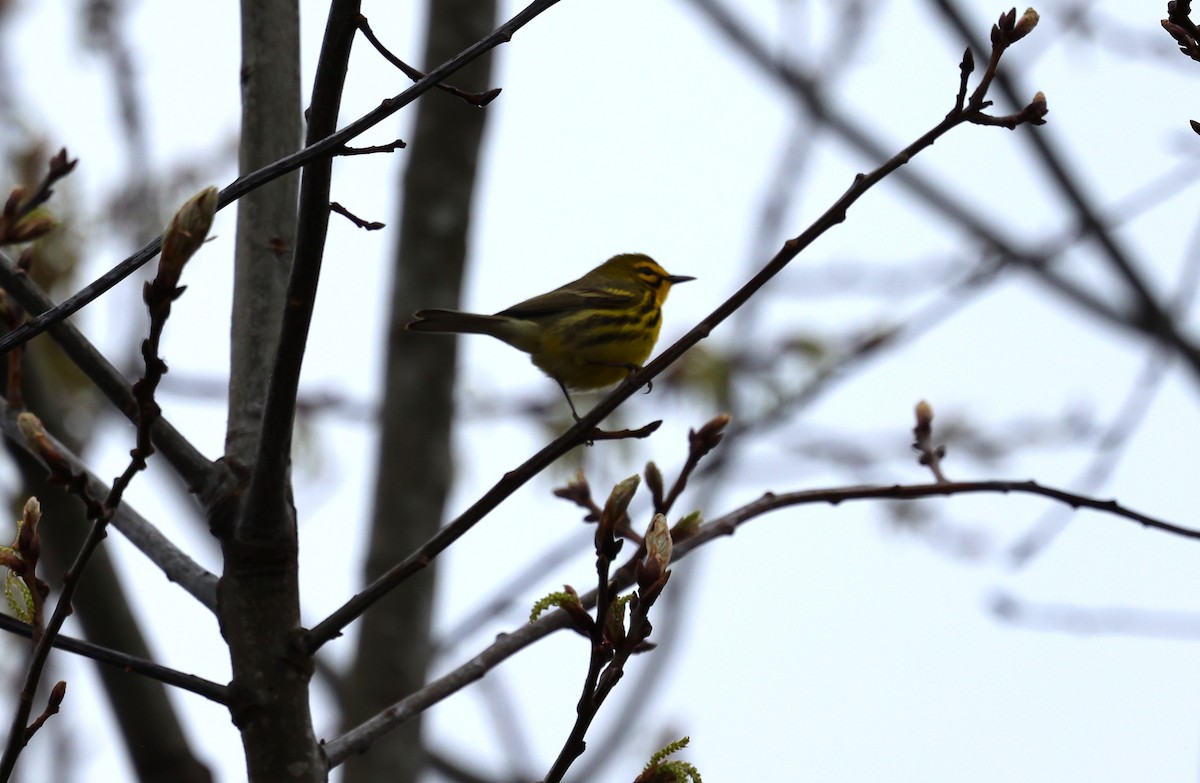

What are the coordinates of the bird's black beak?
(666, 275, 696, 284)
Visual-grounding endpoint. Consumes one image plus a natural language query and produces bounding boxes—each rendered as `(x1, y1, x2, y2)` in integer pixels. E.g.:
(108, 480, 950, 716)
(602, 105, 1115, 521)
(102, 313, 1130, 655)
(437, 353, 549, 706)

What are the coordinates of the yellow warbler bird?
(406, 253, 694, 418)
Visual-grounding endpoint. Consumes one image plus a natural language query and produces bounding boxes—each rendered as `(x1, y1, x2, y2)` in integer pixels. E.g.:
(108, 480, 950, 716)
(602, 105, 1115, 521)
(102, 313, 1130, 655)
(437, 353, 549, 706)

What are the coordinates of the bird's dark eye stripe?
(635, 265, 664, 287)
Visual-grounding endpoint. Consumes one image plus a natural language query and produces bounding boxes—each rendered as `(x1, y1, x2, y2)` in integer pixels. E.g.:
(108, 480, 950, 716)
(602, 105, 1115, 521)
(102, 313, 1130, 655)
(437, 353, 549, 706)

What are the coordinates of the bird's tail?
(406, 309, 510, 337)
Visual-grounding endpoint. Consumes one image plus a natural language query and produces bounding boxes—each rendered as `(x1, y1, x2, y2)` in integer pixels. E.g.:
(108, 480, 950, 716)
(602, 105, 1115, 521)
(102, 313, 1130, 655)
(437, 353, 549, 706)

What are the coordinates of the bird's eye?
(636, 266, 663, 287)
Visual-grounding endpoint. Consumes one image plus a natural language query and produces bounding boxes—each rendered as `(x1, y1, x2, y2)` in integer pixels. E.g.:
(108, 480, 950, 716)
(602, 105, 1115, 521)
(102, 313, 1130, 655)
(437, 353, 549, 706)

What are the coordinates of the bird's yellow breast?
(526, 289, 663, 390)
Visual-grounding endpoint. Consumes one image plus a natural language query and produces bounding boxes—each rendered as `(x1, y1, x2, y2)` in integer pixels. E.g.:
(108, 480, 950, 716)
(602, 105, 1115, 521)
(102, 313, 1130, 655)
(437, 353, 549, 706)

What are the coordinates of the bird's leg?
(555, 377, 582, 422)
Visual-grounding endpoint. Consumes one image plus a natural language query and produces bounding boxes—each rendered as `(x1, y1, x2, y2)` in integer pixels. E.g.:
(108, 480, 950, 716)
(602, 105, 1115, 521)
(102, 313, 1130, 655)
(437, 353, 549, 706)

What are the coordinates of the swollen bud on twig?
(552, 469, 595, 518)
(2, 495, 47, 628)
(914, 399, 933, 432)
(1010, 8, 1040, 42)
(17, 497, 41, 563)
(17, 412, 69, 475)
(1027, 91, 1048, 124)
(639, 514, 673, 589)
(911, 399, 949, 483)
(3, 187, 23, 217)
(4, 209, 59, 245)
(991, 7, 1040, 48)
(645, 514, 671, 568)
(688, 412, 732, 459)
(24, 679, 67, 742)
(671, 510, 702, 541)
(644, 461, 664, 508)
(155, 186, 218, 297)
(47, 680, 66, 708)
(603, 476, 640, 518)
(991, 8, 1015, 46)
(598, 475, 640, 547)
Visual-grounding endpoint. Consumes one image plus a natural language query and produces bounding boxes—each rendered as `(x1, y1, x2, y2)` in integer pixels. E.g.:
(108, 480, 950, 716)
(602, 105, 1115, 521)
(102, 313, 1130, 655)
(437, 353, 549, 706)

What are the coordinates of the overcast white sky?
(3, 1, 1200, 781)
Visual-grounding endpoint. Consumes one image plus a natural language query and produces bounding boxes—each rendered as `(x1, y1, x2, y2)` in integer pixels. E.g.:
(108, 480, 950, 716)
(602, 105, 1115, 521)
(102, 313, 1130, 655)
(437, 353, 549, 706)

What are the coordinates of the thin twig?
(338, 139, 406, 156)
(330, 201, 385, 230)
(586, 420, 662, 441)
(0, 613, 229, 704)
(542, 477, 681, 780)
(0, 291, 22, 410)
(355, 14, 502, 106)
(661, 414, 730, 510)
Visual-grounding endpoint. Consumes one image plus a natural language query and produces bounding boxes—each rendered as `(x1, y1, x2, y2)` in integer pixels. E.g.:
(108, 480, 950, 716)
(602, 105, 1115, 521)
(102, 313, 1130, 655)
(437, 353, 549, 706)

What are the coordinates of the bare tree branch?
(0, 613, 229, 704)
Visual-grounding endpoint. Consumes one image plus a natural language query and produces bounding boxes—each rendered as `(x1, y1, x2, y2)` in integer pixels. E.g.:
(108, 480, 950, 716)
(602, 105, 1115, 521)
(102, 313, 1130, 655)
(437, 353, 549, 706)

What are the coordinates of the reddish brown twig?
(21, 681, 64, 744)
(659, 413, 731, 511)
(337, 139, 407, 156)
(330, 201, 385, 230)
(586, 419, 663, 442)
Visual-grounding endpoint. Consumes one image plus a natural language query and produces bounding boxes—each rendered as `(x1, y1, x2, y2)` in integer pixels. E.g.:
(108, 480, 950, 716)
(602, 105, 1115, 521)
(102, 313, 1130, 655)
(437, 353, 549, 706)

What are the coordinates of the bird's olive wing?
(495, 284, 638, 318)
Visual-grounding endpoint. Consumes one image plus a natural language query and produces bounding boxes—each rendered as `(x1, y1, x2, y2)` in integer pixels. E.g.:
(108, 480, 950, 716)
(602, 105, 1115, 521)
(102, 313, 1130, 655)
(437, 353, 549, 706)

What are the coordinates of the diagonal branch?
(0, 613, 229, 704)
(0, 400, 217, 608)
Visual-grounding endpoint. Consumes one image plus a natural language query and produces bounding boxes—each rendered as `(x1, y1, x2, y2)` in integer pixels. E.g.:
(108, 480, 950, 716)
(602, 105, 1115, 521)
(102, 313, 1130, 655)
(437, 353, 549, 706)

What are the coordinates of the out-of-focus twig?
(0, 612, 229, 703)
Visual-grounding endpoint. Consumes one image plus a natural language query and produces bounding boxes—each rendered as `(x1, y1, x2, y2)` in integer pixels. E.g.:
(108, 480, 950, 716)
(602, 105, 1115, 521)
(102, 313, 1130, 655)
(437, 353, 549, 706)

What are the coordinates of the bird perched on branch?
(407, 253, 694, 418)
